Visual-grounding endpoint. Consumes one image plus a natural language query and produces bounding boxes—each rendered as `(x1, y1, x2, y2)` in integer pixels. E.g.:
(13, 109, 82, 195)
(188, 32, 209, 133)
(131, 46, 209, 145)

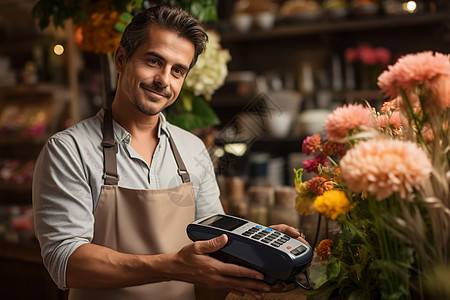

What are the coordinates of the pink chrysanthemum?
(324, 104, 373, 141)
(421, 125, 435, 142)
(378, 51, 450, 99)
(377, 111, 402, 130)
(381, 99, 400, 113)
(303, 154, 328, 174)
(302, 134, 321, 155)
(427, 74, 450, 109)
(307, 177, 334, 196)
(340, 139, 432, 200)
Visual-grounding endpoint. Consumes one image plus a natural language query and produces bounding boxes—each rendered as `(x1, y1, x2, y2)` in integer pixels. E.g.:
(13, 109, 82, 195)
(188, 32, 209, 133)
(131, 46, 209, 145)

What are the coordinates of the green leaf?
(348, 289, 369, 300)
(327, 260, 341, 279)
(309, 263, 329, 289)
(166, 96, 220, 131)
(119, 12, 133, 24)
(114, 22, 127, 33)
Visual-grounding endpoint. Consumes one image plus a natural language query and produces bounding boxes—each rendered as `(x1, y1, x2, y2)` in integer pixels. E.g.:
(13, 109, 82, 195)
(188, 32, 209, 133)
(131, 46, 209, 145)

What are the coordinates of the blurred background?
(0, 0, 449, 299)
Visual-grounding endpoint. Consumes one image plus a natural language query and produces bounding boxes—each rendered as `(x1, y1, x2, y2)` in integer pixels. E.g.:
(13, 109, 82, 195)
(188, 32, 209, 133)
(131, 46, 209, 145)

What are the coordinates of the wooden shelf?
(0, 182, 32, 192)
(0, 240, 41, 264)
(221, 13, 449, 43)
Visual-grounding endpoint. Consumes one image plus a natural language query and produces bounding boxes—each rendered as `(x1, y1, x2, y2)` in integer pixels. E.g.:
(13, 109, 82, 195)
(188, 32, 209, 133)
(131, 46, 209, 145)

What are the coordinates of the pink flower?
(374, 47, 391, 66)
(340, 139, 432, 200)
(303, 154, 328, 174)
(358, 43, 378, 65)
(324, 104, 374, 141)
(426, 74, 450, 110)
(378, 51, 450, 99)
(377, 111, 402, 130)
(302, 134, 321, 155)
(421, 125, 435, 142)
(381, 99, 400, 113)
(345, 48, 359, 63)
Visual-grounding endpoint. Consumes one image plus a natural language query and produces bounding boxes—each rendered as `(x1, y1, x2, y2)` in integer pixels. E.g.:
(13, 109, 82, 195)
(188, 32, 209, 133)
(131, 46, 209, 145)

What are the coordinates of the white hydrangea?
(184, 30, 231, 99)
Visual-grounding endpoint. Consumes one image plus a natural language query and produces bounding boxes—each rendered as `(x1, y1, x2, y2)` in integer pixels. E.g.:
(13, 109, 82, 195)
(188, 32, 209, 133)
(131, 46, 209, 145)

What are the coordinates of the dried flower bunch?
(295, 51, 450, 299)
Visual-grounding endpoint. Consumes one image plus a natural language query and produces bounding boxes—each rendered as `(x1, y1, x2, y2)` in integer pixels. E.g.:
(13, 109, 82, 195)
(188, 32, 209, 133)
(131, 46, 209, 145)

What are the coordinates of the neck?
(111, 98, 160, 140)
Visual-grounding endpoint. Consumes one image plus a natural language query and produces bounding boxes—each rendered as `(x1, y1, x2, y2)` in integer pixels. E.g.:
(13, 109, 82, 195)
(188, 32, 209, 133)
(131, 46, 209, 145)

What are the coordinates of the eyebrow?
(145, 51, 190, 73)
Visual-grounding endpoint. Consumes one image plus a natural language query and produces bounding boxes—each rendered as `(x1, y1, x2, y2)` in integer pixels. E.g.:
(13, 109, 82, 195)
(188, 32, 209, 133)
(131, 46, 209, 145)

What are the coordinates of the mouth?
(140, 83, 170, 99)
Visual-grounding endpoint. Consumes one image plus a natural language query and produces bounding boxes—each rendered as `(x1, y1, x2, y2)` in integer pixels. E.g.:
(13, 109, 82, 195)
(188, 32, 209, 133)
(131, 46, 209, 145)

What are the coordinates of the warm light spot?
(403, 1, 417, 13)
(214, 147, 225, 158)
(53, 44, 64, 55)
(224, 143, 247, 157)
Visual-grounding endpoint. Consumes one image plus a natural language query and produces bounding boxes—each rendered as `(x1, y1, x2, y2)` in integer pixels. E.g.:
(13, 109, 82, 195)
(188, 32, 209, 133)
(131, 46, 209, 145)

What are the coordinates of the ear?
(114, 46, 126, 73)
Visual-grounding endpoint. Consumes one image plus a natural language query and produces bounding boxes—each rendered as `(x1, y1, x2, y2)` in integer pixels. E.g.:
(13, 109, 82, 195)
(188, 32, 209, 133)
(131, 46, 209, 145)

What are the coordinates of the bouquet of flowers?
(295, 51, 450, 299)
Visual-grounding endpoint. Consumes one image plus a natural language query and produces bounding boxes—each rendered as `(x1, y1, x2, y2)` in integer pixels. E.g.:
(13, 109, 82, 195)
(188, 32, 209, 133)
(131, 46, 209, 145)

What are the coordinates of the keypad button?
(290, 245, 307, 256)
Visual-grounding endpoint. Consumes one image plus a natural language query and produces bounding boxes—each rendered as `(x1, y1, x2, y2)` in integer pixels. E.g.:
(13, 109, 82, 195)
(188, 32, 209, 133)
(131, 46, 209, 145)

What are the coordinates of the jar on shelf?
(269, 186, 299, 228)
(247, 185, 274, 226)
(222, 176, 248, 219)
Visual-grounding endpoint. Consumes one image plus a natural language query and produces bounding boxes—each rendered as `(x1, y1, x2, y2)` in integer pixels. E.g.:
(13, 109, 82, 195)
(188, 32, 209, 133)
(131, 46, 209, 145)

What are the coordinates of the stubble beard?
(135, 82, 174, 116)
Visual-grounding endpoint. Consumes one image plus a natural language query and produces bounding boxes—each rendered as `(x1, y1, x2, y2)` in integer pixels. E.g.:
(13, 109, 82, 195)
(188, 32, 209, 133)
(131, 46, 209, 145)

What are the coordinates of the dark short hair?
(119, 5, 208, 69)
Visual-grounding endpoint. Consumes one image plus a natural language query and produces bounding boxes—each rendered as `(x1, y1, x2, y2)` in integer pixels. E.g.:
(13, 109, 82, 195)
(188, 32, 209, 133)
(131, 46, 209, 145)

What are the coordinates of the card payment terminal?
(187, 214, 313, 287)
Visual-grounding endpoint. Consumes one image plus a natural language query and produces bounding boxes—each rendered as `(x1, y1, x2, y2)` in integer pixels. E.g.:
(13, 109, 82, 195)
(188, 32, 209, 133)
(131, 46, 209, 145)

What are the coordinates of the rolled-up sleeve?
(32, 136, 94, 289)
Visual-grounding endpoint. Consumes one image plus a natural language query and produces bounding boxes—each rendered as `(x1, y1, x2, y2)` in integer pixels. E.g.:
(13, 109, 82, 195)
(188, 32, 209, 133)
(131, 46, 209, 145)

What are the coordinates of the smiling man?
(32, 5, 302, 300)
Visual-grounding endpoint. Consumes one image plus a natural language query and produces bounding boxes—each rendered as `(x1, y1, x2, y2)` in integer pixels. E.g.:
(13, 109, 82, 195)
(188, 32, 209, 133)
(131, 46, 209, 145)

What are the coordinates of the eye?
(172, 67, 186, 78)
(147, 58, 160, 67)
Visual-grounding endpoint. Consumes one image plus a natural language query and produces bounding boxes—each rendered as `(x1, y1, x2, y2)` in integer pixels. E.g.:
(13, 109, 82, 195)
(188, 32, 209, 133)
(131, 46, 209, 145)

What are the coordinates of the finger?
(269, 224, 300, 238)
(195, 234, 228, 254)
(297, 236, 310, 246)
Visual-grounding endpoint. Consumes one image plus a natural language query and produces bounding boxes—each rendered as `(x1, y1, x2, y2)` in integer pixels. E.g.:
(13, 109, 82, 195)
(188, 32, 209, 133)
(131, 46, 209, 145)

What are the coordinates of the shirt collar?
(96, 109, 169, 144)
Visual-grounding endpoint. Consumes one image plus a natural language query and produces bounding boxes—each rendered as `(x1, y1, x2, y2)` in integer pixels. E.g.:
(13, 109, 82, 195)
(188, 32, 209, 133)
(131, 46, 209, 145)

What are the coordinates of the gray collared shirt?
(32, 109, 223, 289)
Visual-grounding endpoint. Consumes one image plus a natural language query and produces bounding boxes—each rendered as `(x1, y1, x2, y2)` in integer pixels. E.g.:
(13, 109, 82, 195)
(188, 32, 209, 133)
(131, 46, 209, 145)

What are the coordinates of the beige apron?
(69, 108, 196, 300)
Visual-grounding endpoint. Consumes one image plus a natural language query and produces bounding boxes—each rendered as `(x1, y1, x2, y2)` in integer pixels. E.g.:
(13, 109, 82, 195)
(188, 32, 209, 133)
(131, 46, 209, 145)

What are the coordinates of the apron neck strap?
(102, 107, 119, 185)
(101, 109, 191, 185)
(167, 133, 191, 183)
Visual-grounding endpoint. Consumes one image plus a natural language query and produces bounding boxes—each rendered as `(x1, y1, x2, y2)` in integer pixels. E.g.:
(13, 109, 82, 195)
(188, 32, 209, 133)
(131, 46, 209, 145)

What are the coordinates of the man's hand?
(170, 234, 281, 299)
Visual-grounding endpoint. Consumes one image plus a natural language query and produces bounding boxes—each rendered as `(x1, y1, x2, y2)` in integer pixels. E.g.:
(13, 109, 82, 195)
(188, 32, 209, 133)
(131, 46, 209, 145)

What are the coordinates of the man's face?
(115, 24, 195, 116)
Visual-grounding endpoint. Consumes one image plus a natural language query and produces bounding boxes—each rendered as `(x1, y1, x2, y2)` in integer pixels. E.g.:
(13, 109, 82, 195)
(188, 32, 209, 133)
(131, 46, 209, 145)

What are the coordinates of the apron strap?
(102, 107, 119, 185)
(167, 133, 191, 183)
(101, 107, 190, 185)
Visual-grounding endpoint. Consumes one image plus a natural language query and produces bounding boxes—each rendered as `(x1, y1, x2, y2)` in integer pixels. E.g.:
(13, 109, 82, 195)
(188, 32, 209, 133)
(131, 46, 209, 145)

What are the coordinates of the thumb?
(197, 234, 228, 254)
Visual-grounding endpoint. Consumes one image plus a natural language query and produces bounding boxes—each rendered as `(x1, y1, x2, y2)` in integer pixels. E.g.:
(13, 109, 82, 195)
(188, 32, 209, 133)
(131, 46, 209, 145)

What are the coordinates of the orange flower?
(307, 177, 334, 196)
(323, 140, 346, 157)
(316, 239, 333, 260)
(302, 134, 321, 155)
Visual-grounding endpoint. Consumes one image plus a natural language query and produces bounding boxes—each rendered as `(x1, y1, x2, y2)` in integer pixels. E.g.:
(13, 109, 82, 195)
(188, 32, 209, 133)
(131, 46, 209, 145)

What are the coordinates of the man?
(33, 5, 303, 300)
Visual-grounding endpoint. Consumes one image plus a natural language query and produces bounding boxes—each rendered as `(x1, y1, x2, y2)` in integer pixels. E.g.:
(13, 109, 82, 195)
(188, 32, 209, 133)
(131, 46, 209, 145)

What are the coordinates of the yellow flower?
(295, 192, 315, 216)
(313, 190, 351, 220)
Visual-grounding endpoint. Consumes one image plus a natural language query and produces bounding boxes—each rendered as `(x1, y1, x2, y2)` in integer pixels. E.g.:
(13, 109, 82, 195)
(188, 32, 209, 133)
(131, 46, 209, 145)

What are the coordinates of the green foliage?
(152, 0, 218, 23)
(32, 0, 86, 29)
(166, 92, 220, 131)
(32, 0, 217, 30)
(308, 194, 418, 300)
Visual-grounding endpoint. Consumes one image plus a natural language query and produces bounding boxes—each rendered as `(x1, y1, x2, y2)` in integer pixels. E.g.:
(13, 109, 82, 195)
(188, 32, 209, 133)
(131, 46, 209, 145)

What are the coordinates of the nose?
(154, 67, 170, 88)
